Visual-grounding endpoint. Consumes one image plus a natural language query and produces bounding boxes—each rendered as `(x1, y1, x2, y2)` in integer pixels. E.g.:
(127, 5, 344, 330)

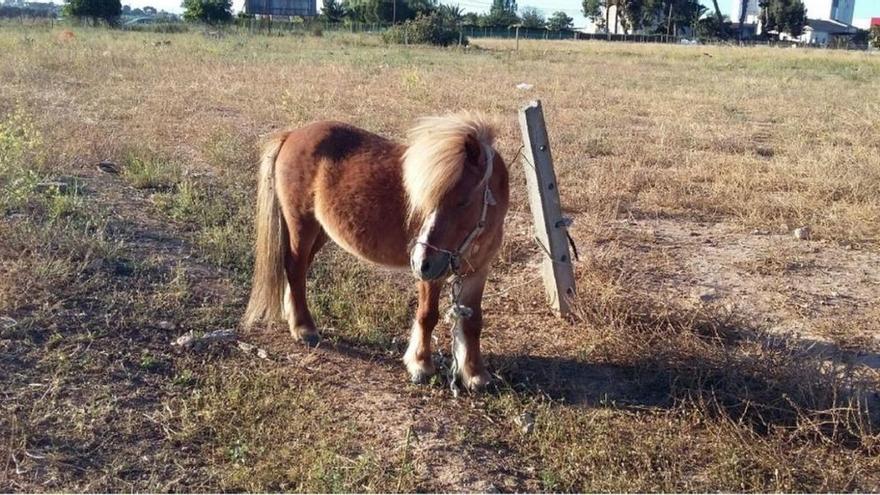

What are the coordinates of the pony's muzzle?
(411, 246, 451, 281)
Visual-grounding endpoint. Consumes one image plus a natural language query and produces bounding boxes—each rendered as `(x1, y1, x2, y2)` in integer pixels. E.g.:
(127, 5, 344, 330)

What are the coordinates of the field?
(2, 24, 880, 492)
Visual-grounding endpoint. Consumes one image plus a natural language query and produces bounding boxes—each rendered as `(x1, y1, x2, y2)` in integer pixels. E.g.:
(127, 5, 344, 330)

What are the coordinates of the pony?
(242, 113, 509, 391)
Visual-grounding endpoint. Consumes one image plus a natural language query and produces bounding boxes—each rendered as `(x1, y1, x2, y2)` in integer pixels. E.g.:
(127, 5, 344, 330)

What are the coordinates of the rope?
(445, 275, 468, 398)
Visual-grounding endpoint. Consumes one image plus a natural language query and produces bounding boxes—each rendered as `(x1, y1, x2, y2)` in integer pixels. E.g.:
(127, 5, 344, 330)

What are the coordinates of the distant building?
(872, 17, 880, 27)
(730, 0, 759, 24)
(803, 0, 855, 25)
(244, 0, 316, 17)
(582, 3, 624, 35)
(797, 17, 861, 45)
(766, 0, 862, 46)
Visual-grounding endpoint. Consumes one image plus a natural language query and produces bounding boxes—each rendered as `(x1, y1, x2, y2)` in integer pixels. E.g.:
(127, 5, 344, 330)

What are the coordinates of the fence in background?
(463, 25, 682, 44)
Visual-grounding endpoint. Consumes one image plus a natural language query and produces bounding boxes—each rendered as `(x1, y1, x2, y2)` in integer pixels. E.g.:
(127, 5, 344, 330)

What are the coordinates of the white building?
(794, 17, 861, 45)
(582, 3, 625, 34)
(803, 0, 855, 25)
(730, 0, 759, 24)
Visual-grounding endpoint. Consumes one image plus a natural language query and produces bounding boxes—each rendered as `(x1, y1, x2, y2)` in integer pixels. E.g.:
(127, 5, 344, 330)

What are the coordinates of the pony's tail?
(243, 132, 289, 329)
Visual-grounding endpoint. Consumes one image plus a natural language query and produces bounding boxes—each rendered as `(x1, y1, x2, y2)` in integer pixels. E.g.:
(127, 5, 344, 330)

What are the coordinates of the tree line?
(57, 0, 836, 41)
(319, 0, 575, 31)
(59, 0, 575, 30)
(581, 0, 809, 39)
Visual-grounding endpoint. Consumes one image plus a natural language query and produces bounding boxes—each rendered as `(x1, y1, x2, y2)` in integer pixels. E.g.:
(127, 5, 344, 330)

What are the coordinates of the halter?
(414, 144, 496, 276)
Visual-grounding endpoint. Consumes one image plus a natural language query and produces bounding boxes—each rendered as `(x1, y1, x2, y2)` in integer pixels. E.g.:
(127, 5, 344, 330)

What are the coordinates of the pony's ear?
(463, 135, 483, 169)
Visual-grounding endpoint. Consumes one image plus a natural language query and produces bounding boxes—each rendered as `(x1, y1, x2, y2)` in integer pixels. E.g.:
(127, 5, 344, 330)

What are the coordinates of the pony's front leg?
(404, 280, 441, 383)
(453, 269, 491, 391)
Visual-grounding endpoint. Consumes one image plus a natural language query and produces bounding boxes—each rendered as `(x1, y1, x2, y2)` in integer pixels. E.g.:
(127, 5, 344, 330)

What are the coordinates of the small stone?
(237, 341, 256, 353)
(794, 226, 811, 241)
(200, 329, 237, 344)
(695, 288, 718, 303)
(486, 483, 501, 493)
(515, 412, 535, 434)
(256, 348, 269, 360)
(157, 320, 175, 330)
(97, 160, 120, 174)
(173, 331, 199, 349)
(751, 229, 770, 235)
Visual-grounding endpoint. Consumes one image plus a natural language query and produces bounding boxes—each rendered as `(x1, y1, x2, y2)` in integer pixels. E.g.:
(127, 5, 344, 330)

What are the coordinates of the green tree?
(321, 0, 345, 22)
(582, 0, 603, 28)
(546, 10, 573, 30)
(759, 0, 805, 37)
(480, 0, 518, 27)
(708, 0, 722, 24)
(461, 11, 479, 25)
(438, 3, 463, 23)
(182, 0, 231, 23)
(649, 0, 705, 34)
(589, 0, 704, 34)
(871, 25, 880, 49)
(342, 0, 435, 23)
(63, 0, 122, 22)
(519, 6, 544, 28)
(696, 12, 731, 38)
(381, 11, 465, 45)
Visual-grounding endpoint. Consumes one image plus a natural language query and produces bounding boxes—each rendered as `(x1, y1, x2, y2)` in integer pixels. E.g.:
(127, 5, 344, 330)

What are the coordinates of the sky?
(65, 0, 880, 27)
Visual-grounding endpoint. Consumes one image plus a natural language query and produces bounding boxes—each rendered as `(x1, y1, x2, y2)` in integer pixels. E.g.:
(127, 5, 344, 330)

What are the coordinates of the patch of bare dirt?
(600, 218, 880, 366)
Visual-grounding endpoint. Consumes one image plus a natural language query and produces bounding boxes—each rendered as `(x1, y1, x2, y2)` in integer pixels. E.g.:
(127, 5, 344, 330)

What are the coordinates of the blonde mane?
(402, 112, 497, 221)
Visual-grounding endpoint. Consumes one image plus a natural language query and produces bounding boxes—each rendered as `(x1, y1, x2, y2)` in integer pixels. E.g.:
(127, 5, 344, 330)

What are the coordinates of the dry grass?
(1, 25, 879, 492)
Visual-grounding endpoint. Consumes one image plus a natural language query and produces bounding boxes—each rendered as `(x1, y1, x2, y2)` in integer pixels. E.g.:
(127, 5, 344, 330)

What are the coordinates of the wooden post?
(518, 100, 577, 316)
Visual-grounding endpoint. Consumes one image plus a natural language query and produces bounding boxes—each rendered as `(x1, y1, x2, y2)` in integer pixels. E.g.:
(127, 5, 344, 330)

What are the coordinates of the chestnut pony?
(243, 114, 509, 390)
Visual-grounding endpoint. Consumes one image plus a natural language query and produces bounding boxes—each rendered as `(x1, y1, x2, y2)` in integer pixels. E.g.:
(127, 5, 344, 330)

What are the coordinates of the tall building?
(244, 0, 317, 17)
(802, 0, 856, 25)
(730, 0, 759, 24)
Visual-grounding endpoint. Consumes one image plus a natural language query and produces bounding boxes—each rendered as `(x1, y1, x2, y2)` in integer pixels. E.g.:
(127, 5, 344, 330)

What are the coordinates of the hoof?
(404, 355, 436, 384)
(410, 369, 431, 385)
(300, 332, 320, 347)
(462, 370, 491, 392)
(292, 327, 320, 347)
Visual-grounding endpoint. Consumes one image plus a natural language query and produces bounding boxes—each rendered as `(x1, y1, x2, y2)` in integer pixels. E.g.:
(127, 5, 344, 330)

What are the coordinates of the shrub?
(871, 25, 880, 50)
(381, 12, 466, 47)
(182, 0, 232, 24)
(63, 0, 121, 23)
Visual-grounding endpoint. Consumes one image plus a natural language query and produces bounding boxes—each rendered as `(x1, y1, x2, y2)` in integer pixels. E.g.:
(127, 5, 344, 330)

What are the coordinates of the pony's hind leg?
(283, 215, 324, 346)
(404, 280, 441, 383)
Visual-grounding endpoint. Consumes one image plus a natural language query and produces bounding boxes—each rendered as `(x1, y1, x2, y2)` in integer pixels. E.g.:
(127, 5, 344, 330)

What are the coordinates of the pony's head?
(403, 113, 504, 281)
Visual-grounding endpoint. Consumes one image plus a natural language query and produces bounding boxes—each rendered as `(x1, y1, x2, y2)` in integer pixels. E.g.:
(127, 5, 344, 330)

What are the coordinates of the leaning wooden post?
(518, 100, 577, 316)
